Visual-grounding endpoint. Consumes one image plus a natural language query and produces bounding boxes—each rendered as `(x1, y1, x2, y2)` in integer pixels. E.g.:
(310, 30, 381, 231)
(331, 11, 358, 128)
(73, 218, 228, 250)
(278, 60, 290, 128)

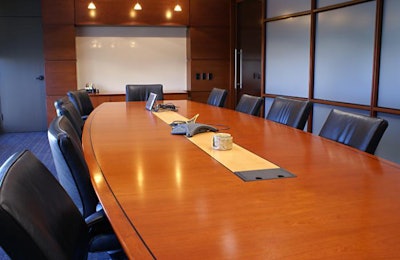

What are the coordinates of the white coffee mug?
(212, 133, 233, 151)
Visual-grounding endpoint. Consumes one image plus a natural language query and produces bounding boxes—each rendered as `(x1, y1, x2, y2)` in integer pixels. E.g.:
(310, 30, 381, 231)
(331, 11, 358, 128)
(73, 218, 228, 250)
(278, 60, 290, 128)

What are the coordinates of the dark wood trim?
(263, 94, 308, 102)
(313, 0, 374, 14)
(371, 0, 383, 117)
(228, 0, 236, 109)
(307, 0, 317, 132)
(264, 10, 311, 22)
(260, 0, 266, 118)
(374, 106, 400, 116)
(260, 0, 266, 96)
(311, 98, 371, 111)
(263, 93, 400, 118)
(264, 0, 375, 23)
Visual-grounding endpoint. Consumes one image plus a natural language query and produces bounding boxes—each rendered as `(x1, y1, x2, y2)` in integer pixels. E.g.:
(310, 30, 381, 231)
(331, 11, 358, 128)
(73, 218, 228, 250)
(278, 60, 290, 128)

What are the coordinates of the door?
(235, 0, 262, 102)
(0, 1, 46, 132)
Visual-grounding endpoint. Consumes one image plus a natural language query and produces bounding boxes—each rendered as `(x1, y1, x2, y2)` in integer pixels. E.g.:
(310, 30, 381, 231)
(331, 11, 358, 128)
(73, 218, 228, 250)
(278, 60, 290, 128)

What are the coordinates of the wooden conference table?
(82, 100, 400, 259)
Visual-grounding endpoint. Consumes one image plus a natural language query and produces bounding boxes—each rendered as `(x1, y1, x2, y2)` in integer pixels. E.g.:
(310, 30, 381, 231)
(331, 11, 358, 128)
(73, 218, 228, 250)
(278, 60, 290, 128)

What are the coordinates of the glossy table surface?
(82, 100, 400, 259)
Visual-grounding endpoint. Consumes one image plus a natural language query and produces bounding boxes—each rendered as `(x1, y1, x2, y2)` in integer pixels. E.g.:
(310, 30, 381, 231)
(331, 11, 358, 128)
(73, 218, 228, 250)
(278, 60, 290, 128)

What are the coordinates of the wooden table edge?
(82, 103, 155, 259)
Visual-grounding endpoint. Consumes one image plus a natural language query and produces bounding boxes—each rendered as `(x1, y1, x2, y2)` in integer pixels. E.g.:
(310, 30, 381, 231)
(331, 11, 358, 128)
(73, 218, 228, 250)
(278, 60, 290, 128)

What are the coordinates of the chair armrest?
(85, 209, 114, 237)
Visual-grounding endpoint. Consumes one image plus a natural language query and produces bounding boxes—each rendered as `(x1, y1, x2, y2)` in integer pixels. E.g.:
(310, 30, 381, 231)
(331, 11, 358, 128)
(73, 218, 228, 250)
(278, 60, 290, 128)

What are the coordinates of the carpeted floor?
(0, 131, 111, 260)
(0, 131, 56, 177)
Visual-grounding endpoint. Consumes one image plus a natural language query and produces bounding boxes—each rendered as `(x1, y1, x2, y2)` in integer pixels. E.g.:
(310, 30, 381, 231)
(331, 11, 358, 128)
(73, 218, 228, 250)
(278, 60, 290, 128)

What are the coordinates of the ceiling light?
(134, 1, 142, 11)
(174, 4, 182, 12)
(88, 1, 96, 10)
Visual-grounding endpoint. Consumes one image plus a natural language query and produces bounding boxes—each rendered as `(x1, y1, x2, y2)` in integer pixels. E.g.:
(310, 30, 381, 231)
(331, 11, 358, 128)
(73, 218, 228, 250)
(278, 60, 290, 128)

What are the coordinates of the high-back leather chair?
(67, 89, 94, 120)
(54, 97, 84, 139)
(266, 96, 312, 130)
(125, 84, 164, 101)
(48, 115, 99, 218)
(207, 88, 228, 107)
(319, 109, 388, 154)
(0, 150, 122, 259)
(235, 94, 263, 116)
(47, 116, 124, 258)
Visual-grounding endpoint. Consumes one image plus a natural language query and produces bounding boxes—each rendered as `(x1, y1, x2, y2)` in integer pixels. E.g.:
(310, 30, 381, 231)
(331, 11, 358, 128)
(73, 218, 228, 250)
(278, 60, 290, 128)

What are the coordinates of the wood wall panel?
(44, 61, 77, 96)
(42, 0, 76, 124)
(88, 92, 188, 108)
(43, 25, 76, 60)
(187, 0, 233, 107)
(189, 60, 230, 91)
(187, 90, 232, 108)
(46, 95, 62, 123)
(89, 95, 126, 108)
(187, 91, 210, 104)
(188, 28, 230, 59)
(75, 0, 189, 26)
(41, 0, 75, 25)
(189, 0, 231, 27)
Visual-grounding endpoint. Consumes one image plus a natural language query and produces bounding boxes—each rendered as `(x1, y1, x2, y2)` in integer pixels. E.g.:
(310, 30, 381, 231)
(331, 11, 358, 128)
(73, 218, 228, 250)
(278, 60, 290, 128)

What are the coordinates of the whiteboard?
(75, 26, 187, 93)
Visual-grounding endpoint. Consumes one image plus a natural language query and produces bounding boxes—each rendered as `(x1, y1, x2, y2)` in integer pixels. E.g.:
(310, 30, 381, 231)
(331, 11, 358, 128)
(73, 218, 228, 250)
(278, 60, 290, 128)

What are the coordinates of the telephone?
(154, 103, 178, 112)
(171, 123, 218, 137)
(170, 114, 199, 127)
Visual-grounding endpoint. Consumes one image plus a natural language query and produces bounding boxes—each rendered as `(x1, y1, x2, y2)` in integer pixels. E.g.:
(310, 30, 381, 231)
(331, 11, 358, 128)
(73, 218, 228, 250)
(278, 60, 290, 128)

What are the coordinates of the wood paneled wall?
(75, 0, 189, 26)
(187, 0, 234, 107)
(41, 0, 76, 124)
(41, 0, 233, 123)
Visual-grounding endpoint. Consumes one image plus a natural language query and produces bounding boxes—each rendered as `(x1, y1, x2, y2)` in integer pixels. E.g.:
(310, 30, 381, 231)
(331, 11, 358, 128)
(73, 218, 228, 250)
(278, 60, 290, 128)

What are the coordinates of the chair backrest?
(0, 150, 89, 260)
(54, 97, 84, 139)
(266, 96, 312, 130)
(54, 96, 69, 111)
(207, 88, 228, 107)
(48, 116, 99, 218)
(319, 109, 389, 154)
(235, 94, 263, 116)
(125, 84, 164, 101)
(67, 89, 94, 120)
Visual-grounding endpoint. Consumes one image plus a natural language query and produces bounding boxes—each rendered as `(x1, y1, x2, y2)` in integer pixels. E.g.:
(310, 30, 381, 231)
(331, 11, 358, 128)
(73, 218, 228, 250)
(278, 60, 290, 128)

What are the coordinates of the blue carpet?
(0, 131, 111, 259)
(0, 131, 56, 177)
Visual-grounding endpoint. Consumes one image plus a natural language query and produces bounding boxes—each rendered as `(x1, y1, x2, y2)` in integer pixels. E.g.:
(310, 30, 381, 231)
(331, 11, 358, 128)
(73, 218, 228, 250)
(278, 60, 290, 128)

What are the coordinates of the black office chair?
(48, 116, 125, 258)
(125, 84, 164, 101)
(54, 97, 84, 139)
(235, 94, 263, 116)
(319, 109, 388, 154)
(207, 88, 228, 107)
(0, 150, 123, 259)
(266, 96, 312, 130)
(67, 89, 94, 120)
(48, 115, 102, 219)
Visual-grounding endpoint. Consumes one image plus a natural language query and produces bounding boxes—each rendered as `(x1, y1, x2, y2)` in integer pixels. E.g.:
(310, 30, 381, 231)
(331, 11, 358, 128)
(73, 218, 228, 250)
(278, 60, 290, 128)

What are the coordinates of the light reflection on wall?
(130, 10, 137, 18)
(166, 10, 172, 19)
(89, 10, 96, 18)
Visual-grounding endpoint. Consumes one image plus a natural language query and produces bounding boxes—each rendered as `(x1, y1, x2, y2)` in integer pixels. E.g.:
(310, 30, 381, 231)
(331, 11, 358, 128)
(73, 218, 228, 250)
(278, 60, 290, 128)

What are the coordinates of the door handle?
(238, 49, 243, 89)
(234, 49, 243, 89)
(36, 75, 44, 81)
(234, 49, 238, 89)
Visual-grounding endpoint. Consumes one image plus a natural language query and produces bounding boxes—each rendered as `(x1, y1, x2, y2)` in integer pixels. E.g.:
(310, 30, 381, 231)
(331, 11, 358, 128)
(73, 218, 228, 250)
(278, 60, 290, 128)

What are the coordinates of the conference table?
(82, 100, 400, 259)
